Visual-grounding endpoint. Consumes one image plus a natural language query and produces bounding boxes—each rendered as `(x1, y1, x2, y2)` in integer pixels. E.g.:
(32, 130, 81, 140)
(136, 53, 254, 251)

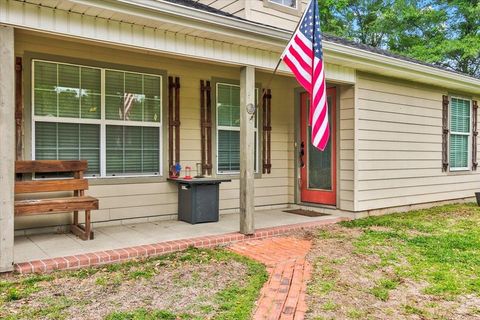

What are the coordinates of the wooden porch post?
(240, 66, 255, 235)
(0, 25, 15, 272)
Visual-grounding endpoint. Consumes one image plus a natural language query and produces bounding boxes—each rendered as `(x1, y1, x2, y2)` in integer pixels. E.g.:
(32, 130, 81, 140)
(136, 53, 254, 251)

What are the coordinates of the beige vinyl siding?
(196, 0, 307, 30)
(14, 31, 295, 230)
(338, 85, 355, 211)
(355, 72, 480, 211)
(248, 0, 308, 30)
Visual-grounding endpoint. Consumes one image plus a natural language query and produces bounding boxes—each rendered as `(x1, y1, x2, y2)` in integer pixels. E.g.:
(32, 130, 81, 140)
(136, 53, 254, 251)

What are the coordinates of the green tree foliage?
(317, 0, 480, 78)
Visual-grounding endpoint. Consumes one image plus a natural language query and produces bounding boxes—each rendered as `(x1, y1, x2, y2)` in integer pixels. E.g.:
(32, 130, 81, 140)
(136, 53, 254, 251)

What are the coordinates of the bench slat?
(15, 196, 99, 216)
(15, 179, 89, 194)
(16, 160, 88, 174)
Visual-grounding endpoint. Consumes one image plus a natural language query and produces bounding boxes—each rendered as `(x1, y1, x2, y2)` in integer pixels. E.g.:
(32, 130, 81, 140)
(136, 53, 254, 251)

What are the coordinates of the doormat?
(283, 209, 330, 217)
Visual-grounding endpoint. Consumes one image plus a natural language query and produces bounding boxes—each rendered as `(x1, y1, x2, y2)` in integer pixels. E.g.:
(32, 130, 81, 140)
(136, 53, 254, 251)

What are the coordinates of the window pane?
(124, 93, 143, 121)
(106, 70, 124, 95)
(125, 126, 142, 173)
(218, 130, 240, 172)
(144, 99, 161, 122)
(81, 67, 101, 94)
(35, 122, 100, 175)
(34, 61, 57, 90)
(125, 73, 143, 121)
(80, 124, 101, 175)
(106, 70, 124, 120)
(34, 61, 58, 116)
(144, 75, 161, 100)
(106, 125, 160, 175)
(58, 64, 80, 118)
(217, 84, 240, 127)
(58, 122, 79, 149)
(143, 127, 160, 172)
(81, 67, 101, 119)
(450, 134, 468, 168)
(58, 90, 80, 118)
(81, 93, 101, 119)
(106, 95, 124, 120)
(35, 122, 57, 158)
(451, 98, 470, 133)
(34, 90, 57, 116)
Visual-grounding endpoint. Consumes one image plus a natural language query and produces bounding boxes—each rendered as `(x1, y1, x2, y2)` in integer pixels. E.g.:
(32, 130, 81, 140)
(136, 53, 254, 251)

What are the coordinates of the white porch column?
(0, 25, 15, 272)
(239, 66, 255, 235)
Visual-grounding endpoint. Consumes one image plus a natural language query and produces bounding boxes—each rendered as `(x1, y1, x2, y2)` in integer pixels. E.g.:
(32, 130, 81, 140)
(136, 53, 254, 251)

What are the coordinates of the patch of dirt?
(301, 224, 480, 320)
(2, 258, 248, 319)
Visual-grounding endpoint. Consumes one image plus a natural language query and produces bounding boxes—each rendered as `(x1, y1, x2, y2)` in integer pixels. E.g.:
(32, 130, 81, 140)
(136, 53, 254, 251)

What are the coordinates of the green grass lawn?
(307, 203, 480, 320)
(0, 248, 268, 320)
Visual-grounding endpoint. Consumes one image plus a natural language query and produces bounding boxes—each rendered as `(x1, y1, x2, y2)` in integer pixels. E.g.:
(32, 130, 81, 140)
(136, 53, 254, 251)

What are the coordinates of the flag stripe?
(289, 41, 312, 67)
(283, 55, 312, 93)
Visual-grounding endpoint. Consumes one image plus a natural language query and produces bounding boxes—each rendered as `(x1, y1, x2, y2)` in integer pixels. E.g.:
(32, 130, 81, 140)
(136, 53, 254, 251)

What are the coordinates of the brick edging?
(14, 217, 347, 274)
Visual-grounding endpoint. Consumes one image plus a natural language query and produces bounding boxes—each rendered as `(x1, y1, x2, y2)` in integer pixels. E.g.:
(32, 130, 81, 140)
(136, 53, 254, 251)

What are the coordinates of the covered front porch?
(0, 0, 356, 272)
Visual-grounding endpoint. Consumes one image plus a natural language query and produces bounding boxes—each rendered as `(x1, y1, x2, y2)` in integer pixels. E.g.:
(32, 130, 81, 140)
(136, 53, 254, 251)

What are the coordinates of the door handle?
(299, 141, 305, 168)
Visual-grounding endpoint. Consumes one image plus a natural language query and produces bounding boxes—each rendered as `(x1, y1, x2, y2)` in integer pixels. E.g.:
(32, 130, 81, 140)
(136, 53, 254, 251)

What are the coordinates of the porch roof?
(1, 0, 479, 92)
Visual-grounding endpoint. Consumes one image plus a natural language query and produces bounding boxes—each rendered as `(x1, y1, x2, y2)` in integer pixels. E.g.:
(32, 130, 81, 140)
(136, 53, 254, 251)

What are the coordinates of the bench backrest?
(15, 160, 89, 195)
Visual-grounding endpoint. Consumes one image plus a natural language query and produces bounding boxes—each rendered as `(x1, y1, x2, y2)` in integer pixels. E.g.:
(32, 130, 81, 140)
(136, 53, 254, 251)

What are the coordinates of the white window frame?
(269, 0, 298, 9)
(31, 59, 163, 178)
(449, 96, 472, 172)
(215, 82, 259, 175)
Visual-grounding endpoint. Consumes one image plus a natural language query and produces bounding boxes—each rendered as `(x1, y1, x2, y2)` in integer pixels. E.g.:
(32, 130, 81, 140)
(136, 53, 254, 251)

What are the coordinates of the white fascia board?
(69, 0, 289, 48)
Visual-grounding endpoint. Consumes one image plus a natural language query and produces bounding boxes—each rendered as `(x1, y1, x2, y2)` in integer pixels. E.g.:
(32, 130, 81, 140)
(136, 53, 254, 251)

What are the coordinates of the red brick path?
(229, 237, 312, 320)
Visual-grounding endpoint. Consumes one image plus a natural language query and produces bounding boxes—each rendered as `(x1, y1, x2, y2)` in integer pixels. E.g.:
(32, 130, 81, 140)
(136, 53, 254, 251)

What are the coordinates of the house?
(0, 0, 479, 272)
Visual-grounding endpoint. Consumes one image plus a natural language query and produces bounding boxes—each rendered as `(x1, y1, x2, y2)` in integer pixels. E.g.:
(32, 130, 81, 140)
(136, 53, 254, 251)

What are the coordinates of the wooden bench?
(14, 160, 99, 240)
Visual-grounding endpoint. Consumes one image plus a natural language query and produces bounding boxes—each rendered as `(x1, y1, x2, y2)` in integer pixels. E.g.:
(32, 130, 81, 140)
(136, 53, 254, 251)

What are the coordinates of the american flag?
(282, 0, 329, 151)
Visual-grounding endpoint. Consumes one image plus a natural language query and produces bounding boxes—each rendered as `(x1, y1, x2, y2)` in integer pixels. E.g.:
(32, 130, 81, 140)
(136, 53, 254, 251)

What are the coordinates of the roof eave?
(324, 42, 480, 95)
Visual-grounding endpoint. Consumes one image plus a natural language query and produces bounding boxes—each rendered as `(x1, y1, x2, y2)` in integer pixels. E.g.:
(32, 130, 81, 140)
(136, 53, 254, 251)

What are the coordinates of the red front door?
(299, 88, 336, 205)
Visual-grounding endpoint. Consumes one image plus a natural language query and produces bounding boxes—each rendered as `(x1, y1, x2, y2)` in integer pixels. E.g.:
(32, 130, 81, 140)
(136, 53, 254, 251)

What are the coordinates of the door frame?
(294, 86, 339, 208)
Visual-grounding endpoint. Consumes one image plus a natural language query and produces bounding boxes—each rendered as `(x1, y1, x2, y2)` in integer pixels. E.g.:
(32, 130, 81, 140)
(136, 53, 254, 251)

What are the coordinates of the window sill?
(448, 168, 473, 175)
(215, 173, 262, 180)
(88, 175, 166, 185)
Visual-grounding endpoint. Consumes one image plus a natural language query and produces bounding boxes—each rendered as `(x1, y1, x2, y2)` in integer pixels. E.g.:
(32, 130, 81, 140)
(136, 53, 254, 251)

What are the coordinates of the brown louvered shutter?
(473, 100, 478, 171)
(168, 76, 181, 176)
(200, 80, 212, 175)
(442, 95, 449, 172)
(262, 89, 272, 174)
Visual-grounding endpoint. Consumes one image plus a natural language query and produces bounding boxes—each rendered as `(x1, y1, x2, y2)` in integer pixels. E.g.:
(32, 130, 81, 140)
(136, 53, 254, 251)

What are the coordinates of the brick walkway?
(229, 237, 312, 320)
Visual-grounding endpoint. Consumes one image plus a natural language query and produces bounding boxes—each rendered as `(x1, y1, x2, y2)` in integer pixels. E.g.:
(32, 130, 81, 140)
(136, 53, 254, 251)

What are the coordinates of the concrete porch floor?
(14, 209, 348, 264)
